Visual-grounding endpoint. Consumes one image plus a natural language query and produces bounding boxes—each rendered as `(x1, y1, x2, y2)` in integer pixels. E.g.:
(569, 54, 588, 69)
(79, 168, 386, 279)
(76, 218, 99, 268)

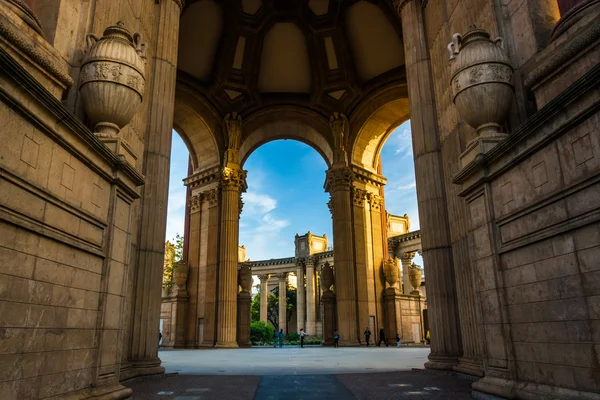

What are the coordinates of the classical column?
(305, 257, 316, 335)
(277, 273, 288, 333)
(185, 194, 201, 347)
(321, 262, 336, 346)
(129, 0, 182, 374)
(295, 262, 305, 332)
(200, 188, 220, 347)
(400, 252, 415, 295)
(325, 172, 359, 345)
(259, 274, 270, 323)
(215, 113, 247, 348)
(394, 0, 461, 369)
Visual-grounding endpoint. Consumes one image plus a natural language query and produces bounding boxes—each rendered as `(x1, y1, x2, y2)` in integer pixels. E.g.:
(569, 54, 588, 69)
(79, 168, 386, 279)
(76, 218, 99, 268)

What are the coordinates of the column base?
(129, 357, 165, 377)
(424, 354, 460, 371)
(453, 356, 484, 377)
(214, 341, 239, 348)
(472, 376, 600, 400)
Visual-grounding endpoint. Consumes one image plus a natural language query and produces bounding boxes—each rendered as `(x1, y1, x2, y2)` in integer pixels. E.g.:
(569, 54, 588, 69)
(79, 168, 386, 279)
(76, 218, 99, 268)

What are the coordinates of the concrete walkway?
(158, 346, 431, 375)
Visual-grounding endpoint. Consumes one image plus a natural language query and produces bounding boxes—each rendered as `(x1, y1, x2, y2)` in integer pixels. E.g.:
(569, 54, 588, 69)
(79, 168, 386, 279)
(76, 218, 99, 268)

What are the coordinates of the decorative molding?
(351, 165, 387, 188)
(367, 193, 383, 212)
(277, 272, 288, 280)
(184, 165, 221, 190)
(0, 12, 73, 87)
(327, 197, 334, 217)
(525, 15, 600, 88)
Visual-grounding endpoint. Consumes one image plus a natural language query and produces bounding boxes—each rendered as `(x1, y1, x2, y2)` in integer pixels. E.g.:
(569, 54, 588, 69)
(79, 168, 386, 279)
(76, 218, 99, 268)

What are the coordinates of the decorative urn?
(238, 264, 253, 293)
(79, 21, 146, 137)
(408, 263, 423, 293)
(173, 260, 188, 289)
(383, 257, 399, 287)
(321, 262, 334, 293)
(448, 26, 513, 139)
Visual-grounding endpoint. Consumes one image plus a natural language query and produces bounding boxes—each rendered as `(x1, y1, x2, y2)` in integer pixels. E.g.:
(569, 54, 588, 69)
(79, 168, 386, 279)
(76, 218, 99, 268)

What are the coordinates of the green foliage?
(285, 332, 300, 341)
(251, 291, 260, 322)
(174, 233, 184, 261)
(250, 321, 275, 345)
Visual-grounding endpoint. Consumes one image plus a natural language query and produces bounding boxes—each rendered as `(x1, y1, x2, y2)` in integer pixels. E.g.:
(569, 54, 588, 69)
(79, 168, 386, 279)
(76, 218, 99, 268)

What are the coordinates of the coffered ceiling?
(177, 0, 406, 118)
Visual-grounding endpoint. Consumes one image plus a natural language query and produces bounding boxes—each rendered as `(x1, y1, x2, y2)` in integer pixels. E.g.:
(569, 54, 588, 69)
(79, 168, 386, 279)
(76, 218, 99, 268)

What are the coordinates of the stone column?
(258, 274, 270, 323)
(394, 0, 462, 370)
(295, 262, 305, 331)
(215, 166, 246, 348)
(129, 0, 182, 375)
(306, 257, 316, 335)
(200, 188, 220, 347)
(277, 273, 288, 333)
(325, 166, 359, 345)
(400, 252, 415, 295)
(185, 195, 201, 347)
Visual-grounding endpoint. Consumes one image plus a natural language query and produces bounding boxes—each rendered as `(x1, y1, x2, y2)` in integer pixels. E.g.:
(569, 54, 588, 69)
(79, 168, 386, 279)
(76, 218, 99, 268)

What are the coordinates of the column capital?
(327, 197, 334, 217)
(393, 0, 427, 16)
(171, 0, 185, 11)
(203, 187, 219, 208)
(324, 167, 354, 193)
(305, 256, 315, 267)
(188, 194, 201, 213)
(352, 188, 368, 207)
(258, 274, 271, 281)
(401, 252, 416, 263)
(220, 166, 247, 192)
(277, 272, 288, 281)
(367, 193, 383, 212)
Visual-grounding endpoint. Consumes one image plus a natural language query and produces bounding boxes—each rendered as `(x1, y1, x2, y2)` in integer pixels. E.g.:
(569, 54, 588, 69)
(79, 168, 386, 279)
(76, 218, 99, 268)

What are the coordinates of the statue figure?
(330, 112, 348, 165)
(224, 112, 242, 165)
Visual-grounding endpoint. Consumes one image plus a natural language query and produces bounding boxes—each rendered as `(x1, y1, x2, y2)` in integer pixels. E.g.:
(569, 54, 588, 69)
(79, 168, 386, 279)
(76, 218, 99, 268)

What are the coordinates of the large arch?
(240, 106, 333, 167)
(349, 85, 410, 172)
(173, 84, 223, 171)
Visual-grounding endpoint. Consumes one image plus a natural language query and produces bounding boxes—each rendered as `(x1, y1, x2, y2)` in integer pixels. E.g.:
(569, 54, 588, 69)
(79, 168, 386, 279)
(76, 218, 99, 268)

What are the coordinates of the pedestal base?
(472, 376, 600, 400)
(459, 134, 507, 169)
(425, 354, 460, 371)
(214, 341, 239, 348)
(454, 356, 484, 377)
(96, 134, 138, 167)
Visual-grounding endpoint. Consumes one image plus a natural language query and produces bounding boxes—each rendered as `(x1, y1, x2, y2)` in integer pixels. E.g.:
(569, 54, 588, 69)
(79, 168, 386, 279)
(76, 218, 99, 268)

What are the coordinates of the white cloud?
(242, 191, 277, 216)
(397, 181, 416, 191)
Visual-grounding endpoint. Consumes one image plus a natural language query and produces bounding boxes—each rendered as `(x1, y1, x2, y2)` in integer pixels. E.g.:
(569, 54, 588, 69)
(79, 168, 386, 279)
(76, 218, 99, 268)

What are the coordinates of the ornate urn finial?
(79, 22, 147, 138)
(383, 257, 400, 287)
(448, 26, 513, 142)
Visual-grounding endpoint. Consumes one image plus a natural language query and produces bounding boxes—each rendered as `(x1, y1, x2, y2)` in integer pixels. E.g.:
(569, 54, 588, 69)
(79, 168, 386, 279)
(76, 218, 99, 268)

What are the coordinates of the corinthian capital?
(188, 194, 201, 213)
(220, 166, 247, 191)
(352, 188, 368, 207)
(324, 167, 354, 193)
(172, 0, 185, 11)
(367, 193, 383, 212)
(393, 0, 426, 15)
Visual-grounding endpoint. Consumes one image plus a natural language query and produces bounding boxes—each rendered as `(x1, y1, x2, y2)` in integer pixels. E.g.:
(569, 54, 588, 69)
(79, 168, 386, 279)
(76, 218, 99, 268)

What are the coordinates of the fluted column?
(306, 257, 316, 335)
(394, 0, 461, 369)
(325, 167, 359, 345)
(129, 0, 182, 374)
(400, 252, 415, 295)
(259, 274, 270, 323)
(277, 273, 288, 333)
(215, 167, 246, 348)
(295, 263, 305, 331)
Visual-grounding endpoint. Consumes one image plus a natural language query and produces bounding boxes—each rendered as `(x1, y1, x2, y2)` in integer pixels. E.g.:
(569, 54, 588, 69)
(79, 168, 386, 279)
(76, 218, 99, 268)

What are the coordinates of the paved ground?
(125, 347, 474, 399)
(157, 346, 430, 375)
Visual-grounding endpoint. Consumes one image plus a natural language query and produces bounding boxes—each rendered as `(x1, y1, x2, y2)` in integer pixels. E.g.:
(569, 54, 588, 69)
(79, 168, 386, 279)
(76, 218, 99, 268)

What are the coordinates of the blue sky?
(166, 120, 422, 266)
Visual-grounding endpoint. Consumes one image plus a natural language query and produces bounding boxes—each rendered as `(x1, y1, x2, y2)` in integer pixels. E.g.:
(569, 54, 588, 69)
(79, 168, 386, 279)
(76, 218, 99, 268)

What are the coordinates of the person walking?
(278, 329, 285, 348)
(333, 330, 340, 348)
(378, 327, 388, 347)
(396, 333, 401, 348)
(158, 331, 162, 350)
(364, 327, 371, 347)
(426, 330, 430, 345)
(300, 328, 306, 348)
(273, 330, 278, 348)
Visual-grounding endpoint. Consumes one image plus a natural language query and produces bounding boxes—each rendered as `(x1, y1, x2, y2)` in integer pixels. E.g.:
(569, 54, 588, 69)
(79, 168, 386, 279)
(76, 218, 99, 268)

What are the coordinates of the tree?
(163, 233, 184, 288)
(267, 283, 297, 333)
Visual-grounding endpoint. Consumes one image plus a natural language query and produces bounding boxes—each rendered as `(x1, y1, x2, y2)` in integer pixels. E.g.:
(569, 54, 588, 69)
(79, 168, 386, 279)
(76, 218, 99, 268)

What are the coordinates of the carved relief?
(352, 188, 367, 207)
(368, 193, 383, 212)
(327, 198, 334, 217)
(220, 166, 247, 191)
(188, 195, 201, 213)
(329, 112, 349, 165)
(204, 188, 220, 207)
(224, 112, 242, 165)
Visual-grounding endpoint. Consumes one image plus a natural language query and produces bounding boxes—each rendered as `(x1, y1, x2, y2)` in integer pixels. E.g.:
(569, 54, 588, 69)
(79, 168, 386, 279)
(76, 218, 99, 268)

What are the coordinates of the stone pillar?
(367, 192, 386, 340)
(295, 262, 305, 332)
(351, 188, 373, 338)
(259, 274, 271, 323)
(215, 167, 246, 348)
(185, 195, 201, 347)
(200, 188, 220, 347)
(237, 264, 252, 348)
(400, 252, 415, 295)
(394, 0, 462, 370)
(306, 257, 316, 335)
(321, 262, 336, 346)
(129, 0, 182, 375)
(277, 273, 288, 333)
